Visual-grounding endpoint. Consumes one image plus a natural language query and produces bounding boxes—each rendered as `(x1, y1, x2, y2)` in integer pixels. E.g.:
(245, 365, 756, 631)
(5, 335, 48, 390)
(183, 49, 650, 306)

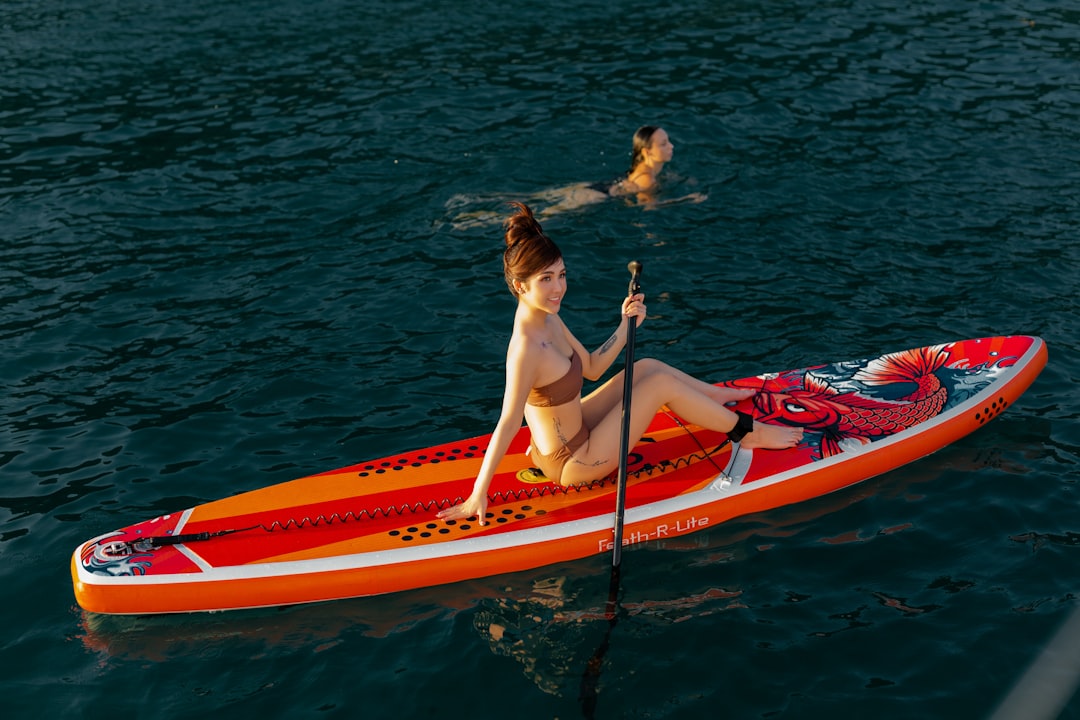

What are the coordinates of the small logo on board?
(516, 467, 549, 484)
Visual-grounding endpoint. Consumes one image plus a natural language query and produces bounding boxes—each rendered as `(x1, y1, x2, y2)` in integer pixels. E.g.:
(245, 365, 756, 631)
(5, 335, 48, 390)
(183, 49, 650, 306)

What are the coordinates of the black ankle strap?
(727, 410, 755, 443)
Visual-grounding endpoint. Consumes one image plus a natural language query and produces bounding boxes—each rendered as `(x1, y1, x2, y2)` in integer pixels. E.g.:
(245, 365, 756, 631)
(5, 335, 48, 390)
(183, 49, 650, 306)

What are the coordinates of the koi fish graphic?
(752, 345, 950, 458)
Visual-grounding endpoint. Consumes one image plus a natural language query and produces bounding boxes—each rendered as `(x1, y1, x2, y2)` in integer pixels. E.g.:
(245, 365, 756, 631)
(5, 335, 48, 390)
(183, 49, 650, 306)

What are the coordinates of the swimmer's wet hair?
(629, 125, 660, 174)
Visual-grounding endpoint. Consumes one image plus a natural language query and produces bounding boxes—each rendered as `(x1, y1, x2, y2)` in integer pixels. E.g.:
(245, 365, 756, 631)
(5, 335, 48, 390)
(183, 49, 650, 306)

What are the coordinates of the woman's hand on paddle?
(436, 490, 489, 526)
(622, 293, 646, 328)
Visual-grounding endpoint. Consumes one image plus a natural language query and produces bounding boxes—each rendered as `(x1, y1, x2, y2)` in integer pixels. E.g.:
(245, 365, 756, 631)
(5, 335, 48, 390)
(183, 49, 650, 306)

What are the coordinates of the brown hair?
(502, 202, 563, 297)
(629, 125, 660, 174)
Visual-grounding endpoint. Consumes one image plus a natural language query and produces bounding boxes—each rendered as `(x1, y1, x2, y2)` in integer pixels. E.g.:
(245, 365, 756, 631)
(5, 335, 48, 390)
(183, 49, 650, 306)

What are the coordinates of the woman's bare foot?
(708, 387, 758, 405)
(740, 422, 803, 450)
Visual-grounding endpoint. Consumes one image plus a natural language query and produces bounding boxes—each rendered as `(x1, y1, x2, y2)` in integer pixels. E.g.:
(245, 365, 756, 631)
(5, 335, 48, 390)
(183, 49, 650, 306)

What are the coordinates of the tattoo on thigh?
(554, 418, 569, 445)
(554, 418, 608, 469)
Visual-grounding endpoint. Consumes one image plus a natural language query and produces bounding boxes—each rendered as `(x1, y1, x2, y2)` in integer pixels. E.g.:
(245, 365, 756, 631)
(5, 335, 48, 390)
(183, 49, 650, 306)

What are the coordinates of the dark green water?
(3, 0, 1078, 717)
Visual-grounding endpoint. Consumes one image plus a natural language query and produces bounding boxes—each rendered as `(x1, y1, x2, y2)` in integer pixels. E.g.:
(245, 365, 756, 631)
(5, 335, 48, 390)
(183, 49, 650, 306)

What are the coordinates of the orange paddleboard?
(71, 335, 1046, 615)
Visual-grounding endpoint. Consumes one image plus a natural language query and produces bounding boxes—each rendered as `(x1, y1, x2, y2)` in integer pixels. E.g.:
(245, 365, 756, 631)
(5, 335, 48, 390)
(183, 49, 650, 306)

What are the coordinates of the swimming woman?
(547, 125, 705, 211)
(446, 126, 706, 229)
(437, 203, 802, 526)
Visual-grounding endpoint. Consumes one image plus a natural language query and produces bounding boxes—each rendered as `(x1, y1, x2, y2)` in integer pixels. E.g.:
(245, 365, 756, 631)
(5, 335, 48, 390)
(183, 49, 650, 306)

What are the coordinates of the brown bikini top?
(527, 352, 583, 407)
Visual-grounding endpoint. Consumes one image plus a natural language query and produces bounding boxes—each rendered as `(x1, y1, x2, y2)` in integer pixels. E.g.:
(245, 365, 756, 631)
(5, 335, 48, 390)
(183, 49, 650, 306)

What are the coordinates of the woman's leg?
(580, 357, 754, 428)
(562, 370, 802, 487)
(632, 358, 757, 404)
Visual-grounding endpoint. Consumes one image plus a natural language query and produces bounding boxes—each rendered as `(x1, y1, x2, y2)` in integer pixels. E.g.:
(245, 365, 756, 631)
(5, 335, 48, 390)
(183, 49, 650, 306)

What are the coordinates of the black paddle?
(579, 260, 642, 717)
(611, 259, 642, 568)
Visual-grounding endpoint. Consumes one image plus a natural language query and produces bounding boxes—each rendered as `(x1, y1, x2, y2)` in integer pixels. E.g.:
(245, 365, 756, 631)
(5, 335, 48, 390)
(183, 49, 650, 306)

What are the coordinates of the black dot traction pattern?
(387, 506, 547, 542)
(974, 396, 1009, 425)
(353, 445, 483, 477)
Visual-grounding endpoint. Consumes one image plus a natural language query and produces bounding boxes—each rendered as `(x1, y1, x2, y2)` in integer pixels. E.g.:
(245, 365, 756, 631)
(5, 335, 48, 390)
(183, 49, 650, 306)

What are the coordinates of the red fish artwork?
(746, 345, 951, 458)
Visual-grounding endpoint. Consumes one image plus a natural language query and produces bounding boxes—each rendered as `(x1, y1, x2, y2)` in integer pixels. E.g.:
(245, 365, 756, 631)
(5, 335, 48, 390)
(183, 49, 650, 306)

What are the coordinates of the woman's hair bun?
(503, 201, 544, 247)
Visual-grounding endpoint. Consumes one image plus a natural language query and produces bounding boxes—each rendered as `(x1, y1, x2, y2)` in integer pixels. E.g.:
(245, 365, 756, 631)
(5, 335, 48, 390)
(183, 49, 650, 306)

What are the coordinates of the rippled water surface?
(3, 0, 1079, 717)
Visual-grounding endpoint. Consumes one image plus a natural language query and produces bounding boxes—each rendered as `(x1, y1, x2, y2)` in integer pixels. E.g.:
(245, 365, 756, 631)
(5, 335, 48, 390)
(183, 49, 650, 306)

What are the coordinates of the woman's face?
(647, 128, 674, 163)
(519, 258, 567, 314)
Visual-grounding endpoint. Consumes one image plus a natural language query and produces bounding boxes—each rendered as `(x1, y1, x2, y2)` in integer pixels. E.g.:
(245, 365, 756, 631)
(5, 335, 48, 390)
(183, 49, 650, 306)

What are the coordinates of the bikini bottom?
(529, 425, 590, 484)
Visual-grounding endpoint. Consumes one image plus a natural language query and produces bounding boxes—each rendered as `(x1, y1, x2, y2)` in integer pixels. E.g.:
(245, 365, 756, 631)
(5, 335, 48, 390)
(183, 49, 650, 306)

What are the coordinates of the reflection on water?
(472, 576, 743, 698)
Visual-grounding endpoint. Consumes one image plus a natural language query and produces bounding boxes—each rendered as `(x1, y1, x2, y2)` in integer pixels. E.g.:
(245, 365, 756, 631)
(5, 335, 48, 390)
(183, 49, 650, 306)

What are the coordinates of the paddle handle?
(612, 260, 642, 568)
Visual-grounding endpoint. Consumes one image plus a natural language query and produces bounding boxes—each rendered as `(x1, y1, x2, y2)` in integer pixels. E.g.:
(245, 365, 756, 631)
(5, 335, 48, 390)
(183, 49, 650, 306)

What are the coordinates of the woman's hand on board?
(436, 490, 489, 526)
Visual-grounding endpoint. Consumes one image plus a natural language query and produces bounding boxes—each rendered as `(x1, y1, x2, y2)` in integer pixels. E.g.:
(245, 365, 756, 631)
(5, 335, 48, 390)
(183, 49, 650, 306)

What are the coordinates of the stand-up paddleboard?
(71, 335, 1046, 615)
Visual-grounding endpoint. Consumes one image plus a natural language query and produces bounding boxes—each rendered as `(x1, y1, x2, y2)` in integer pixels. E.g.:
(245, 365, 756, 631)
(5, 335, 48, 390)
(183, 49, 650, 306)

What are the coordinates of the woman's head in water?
(629, 126, 673, 173)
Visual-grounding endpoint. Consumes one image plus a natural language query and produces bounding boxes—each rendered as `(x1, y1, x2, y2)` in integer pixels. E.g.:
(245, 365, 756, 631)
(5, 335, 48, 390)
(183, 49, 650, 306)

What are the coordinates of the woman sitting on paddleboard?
(446, 126, 706, 229)
(437, 203, 802, 526)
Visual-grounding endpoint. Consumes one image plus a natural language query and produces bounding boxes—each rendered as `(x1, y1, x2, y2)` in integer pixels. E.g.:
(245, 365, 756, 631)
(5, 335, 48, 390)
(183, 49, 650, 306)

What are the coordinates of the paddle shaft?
(611, 261, 642, 568)
(581, 261, 641, 716)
